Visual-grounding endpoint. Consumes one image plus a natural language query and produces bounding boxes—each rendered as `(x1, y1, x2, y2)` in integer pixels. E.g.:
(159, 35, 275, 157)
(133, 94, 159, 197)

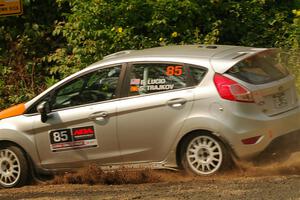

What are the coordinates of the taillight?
(213, 73, 254, 103)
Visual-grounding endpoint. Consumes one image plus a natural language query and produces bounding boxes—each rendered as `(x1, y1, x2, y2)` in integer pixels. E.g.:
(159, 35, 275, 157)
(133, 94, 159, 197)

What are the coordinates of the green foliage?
(48, 0, 297, 75)
(286, 8, 300, 92)
(0, 0, 299, 109)
(0, 0, 64, 108)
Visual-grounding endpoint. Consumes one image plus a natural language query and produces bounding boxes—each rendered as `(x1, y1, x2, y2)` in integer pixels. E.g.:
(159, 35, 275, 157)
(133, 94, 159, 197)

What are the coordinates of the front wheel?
(180, 134, 232, 175)
(0, 145, 29, 188)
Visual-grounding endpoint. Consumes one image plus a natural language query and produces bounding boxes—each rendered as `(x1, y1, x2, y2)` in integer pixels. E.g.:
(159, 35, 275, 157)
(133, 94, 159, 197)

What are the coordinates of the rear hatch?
(212, 49, 299, 116)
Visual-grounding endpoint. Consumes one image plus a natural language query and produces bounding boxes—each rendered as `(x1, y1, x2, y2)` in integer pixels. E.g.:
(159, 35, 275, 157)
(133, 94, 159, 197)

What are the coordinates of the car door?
(116, 63, 205, 163)
(32, 65, 124, 169)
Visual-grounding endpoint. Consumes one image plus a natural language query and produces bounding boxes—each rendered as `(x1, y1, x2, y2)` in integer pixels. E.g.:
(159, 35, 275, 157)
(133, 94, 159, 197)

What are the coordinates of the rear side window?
(226, 50, 289, 84)
(188, 67, 207, 85)
(127, 63, 206, 96)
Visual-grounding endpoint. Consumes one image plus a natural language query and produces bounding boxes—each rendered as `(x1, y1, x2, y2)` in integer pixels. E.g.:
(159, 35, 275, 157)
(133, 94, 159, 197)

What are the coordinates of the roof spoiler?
(103, 50, 135, 60)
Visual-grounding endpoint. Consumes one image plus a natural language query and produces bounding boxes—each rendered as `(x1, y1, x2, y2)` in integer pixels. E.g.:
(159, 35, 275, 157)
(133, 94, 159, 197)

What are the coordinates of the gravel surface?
(0, 175, 299, 200)
(0, 142, 299, 200)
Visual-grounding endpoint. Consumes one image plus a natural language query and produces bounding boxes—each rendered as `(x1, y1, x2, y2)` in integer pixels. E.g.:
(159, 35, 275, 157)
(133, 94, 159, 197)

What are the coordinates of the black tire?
(0, 145, 29, 188)
(180, 133, 232, 175)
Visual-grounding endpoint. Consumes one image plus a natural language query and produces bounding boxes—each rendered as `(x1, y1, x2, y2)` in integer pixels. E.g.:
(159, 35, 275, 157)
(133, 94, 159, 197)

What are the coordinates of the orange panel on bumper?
(0, 103, 26, 120)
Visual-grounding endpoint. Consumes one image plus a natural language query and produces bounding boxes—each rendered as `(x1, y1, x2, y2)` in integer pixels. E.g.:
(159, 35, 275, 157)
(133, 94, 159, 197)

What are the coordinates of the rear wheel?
(0, 145, 29, 188)
(180, 134, 232, 175)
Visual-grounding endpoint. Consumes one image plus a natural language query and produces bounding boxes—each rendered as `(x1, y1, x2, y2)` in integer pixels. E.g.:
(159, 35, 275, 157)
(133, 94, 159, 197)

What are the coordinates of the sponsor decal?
(49, 126, 98, 152)
(73, 127, 94, 136)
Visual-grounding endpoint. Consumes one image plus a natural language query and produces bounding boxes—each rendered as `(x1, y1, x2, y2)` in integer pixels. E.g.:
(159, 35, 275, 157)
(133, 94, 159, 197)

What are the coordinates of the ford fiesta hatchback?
(0, 45, 299, 188)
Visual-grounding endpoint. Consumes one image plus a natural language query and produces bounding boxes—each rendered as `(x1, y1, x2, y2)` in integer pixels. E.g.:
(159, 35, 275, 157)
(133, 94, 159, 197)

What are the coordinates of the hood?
(0, 103, 26, 120)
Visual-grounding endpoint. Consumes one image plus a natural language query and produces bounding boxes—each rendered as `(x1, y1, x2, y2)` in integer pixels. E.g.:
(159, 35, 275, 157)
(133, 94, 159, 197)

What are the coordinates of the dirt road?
(1, 153, 300, 199)
(0, 175, 299, 200)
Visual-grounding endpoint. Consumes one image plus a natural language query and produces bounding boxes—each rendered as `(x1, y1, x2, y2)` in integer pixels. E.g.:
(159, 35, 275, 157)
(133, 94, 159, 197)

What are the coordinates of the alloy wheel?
(186, 135, 223, 175)
(0, 149, 21, 187)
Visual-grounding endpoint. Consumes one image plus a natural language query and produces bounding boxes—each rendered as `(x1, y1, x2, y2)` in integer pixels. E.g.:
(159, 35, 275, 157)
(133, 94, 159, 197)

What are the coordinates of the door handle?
(89, 111, 109, 121)
(167, 98, 187, 108)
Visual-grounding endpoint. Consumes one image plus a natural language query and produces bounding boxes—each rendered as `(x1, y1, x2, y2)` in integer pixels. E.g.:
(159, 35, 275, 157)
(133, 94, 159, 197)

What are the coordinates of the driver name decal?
(49, 126, 98, 152)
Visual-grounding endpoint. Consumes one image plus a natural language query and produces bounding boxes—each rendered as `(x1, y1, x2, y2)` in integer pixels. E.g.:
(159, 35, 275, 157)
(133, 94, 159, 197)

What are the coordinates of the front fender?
(0, 129, 41, 168)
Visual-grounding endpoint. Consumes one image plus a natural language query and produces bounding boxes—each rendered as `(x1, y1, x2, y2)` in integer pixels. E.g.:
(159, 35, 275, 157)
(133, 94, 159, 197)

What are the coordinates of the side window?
(128, 63, 187, 96)
(188, 67, 207, 86)
(54, 78, 85, 108)
(51, 65, 121, 110)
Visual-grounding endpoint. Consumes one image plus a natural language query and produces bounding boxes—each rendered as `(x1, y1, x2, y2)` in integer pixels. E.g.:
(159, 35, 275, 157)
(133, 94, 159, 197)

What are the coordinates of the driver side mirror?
(37, 101, 51, 123)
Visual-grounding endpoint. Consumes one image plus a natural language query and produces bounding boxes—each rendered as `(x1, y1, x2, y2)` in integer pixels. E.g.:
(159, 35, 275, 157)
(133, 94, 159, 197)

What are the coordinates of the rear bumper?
(224, 106, 300, 159)
(254, 130, 300, 163)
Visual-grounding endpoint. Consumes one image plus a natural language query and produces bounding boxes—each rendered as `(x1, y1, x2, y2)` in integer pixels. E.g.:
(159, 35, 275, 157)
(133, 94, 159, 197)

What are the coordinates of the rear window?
(226, 50, 289, 84)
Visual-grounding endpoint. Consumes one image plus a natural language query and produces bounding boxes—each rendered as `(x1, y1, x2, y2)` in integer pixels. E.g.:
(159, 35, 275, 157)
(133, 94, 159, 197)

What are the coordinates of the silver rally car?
(0, 45, 299, 188)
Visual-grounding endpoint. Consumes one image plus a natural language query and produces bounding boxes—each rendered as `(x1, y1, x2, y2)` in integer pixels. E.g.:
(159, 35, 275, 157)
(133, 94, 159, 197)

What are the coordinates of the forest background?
(0, 0, 299, 109)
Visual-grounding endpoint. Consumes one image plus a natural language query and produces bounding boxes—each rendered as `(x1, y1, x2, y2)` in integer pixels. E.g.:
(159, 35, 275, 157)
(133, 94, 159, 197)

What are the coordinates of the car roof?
(88, 45, 268, 73)
(103, 45, 235, 59)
